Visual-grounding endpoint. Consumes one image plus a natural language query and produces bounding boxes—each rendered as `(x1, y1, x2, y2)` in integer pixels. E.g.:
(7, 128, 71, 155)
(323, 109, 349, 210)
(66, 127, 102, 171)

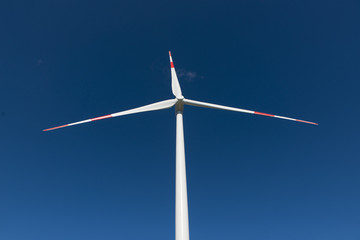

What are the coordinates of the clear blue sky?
(1, 0, 359, 239)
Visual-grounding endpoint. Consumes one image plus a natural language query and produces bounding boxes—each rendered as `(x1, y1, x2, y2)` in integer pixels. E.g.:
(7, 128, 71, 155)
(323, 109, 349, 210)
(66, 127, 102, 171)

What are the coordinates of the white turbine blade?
(43, 99, 177, 131)
(169, 51, 183, 98)
(183, 98, 318, 125)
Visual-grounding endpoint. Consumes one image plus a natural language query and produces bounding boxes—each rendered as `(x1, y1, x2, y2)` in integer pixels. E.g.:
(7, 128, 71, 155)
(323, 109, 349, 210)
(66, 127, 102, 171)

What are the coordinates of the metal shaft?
(175, 102, 189, 240)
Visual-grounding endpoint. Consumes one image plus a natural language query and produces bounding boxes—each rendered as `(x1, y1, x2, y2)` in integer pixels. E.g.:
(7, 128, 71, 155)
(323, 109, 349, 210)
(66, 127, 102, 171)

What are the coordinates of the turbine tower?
(44, 51, 317, 240)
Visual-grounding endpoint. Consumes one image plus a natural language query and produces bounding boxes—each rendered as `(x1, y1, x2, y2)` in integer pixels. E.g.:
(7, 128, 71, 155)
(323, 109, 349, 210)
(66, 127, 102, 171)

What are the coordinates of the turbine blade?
(183, 98, 318, 125)
(169, 51, 183, 98)
(43, 99, 177, 131)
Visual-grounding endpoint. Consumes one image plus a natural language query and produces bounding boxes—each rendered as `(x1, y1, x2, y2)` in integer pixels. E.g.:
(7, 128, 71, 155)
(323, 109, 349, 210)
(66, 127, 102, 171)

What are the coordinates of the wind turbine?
(44, 51, 318, 240)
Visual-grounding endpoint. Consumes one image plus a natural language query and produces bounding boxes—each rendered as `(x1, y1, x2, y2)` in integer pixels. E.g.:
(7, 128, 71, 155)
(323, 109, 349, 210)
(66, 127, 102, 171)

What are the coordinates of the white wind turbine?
(44, 51, 318, 240)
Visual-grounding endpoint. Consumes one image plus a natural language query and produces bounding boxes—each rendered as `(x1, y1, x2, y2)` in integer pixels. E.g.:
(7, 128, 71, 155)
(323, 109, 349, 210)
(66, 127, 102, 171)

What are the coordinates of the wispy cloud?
(37, 59, 44, 66)
(177, 69, 198, 82)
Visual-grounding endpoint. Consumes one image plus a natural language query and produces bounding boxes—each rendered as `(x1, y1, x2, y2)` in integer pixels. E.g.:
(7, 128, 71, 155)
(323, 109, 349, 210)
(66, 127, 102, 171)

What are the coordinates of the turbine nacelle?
(175, 97, 185, 113)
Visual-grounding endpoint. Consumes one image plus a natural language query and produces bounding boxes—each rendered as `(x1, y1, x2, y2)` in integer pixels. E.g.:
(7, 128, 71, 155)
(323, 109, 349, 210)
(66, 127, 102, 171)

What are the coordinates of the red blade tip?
(254, 111, 274, 117)
(43, 124, 69, 131)
(296, 119, 318, 125)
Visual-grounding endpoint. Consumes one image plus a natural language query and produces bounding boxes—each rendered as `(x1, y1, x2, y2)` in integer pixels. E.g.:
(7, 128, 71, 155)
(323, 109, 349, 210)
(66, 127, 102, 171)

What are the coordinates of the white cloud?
(37, 59, 44, 66)
(177, 69, 198, 82)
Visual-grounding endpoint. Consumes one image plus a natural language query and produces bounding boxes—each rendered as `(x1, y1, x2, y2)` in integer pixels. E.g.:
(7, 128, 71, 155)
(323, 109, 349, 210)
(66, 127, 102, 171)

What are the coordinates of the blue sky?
(1, 0, 359, 239)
